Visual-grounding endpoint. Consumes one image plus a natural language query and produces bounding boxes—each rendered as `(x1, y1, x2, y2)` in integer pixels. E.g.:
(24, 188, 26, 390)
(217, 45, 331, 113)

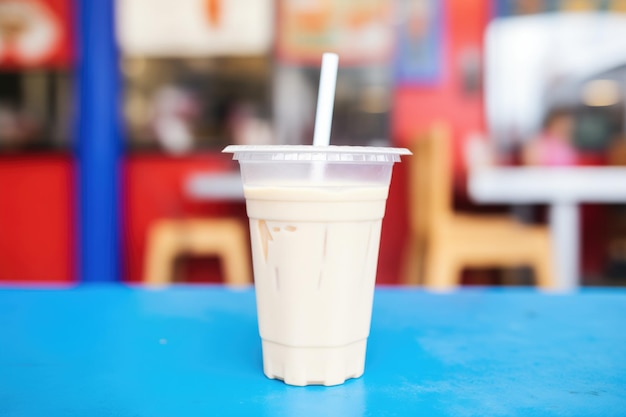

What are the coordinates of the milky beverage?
(245, 185, 388, 386)
(223, 144, 410, 386)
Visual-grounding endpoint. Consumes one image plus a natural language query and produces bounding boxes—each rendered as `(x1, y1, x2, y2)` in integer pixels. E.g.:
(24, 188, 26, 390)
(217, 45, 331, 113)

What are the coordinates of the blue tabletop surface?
(0, 285, 625, 417)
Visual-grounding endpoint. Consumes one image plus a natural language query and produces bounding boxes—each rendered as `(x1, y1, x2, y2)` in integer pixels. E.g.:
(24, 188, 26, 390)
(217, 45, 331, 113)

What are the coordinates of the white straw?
(312, 53, 339, 147)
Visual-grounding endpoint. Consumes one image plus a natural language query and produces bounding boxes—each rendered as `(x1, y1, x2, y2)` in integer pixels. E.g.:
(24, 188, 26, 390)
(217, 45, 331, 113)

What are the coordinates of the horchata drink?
(223, 145, 410, 386)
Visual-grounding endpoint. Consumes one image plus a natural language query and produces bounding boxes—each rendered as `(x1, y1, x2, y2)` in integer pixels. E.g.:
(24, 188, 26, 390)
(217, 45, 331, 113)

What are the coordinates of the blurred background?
(1, 0, 626, 287)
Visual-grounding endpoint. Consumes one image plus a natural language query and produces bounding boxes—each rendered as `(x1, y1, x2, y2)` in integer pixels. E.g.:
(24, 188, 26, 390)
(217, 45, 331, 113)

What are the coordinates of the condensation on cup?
(224, 145, 411, 386)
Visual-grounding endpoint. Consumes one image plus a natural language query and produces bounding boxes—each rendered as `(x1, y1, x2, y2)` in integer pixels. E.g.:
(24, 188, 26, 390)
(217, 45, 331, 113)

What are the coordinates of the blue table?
(1, 286, 624, 416)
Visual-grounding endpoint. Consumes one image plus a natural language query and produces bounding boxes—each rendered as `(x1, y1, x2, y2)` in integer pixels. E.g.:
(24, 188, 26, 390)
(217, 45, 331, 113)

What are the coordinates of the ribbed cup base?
(261, 339, 367, 386)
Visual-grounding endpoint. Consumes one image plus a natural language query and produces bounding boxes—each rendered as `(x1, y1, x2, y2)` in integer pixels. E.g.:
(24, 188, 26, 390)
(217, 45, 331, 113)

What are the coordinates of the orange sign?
(276, 0, 394, 65)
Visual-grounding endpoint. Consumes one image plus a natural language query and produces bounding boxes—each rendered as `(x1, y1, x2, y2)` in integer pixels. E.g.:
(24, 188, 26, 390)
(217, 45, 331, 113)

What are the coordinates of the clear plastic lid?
(223, 145, 412, 163)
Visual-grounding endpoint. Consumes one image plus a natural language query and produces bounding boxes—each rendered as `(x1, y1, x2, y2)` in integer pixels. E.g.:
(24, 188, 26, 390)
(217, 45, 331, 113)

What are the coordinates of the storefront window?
(122, 56, 272, 153)
(0, 0, 74, 152)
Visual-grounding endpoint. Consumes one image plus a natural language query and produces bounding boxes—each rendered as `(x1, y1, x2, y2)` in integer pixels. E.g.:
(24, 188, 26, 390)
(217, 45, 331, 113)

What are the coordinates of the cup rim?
(223, 145, 412, 163)
(223, 145, 411, 155)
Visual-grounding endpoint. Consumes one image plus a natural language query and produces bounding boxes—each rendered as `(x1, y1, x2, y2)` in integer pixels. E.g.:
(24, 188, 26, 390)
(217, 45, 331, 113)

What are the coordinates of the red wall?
(0, 155, 74, 283)
(380, 1, 491, 283)
(393, 1, 489, 166)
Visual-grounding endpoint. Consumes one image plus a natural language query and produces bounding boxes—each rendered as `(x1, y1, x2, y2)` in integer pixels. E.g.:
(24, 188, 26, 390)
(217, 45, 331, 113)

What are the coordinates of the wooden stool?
(144, 218, 251, 286)
(401, 123, 556, 290)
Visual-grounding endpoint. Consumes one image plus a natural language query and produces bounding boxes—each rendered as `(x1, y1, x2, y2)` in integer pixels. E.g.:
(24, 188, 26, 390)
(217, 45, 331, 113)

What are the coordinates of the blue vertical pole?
(76, 0, 122, 283)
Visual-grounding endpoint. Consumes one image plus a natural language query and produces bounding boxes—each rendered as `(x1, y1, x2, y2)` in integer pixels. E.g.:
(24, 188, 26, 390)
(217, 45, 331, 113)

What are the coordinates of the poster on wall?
(116, 0, 273, 57)
(494, 0, 626, 16)
(275, 0, 394, 65)
(0, 0, 73, 68)
(393, 0, 443, 85)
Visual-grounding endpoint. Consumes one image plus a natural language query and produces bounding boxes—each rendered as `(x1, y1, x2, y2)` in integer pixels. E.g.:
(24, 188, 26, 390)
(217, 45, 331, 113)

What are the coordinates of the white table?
(469, 167, 626, 290)
(185, 172, 244, 201)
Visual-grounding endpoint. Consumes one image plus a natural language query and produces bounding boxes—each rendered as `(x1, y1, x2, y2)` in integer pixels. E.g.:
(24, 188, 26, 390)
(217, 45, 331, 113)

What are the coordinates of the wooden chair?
(605, 136, 626, 275)
(143, 218, 251, 286)
(607, 136, 626, 166)
(401, 122, 556, 290)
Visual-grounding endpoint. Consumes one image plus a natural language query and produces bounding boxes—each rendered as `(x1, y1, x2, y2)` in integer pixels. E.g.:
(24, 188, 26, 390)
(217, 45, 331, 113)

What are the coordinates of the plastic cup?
(223, 145, 411, 386)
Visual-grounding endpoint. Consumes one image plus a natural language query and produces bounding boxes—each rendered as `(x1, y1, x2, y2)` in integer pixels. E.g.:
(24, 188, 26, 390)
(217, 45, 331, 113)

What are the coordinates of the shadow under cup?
(223, 145, 411, 386)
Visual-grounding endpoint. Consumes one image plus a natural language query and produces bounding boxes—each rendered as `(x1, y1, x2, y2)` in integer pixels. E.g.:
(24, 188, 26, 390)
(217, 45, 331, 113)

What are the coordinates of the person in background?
(0, 101, 39, 149)
(149, 85, 198, 154)
(522, 108, 577, 166)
